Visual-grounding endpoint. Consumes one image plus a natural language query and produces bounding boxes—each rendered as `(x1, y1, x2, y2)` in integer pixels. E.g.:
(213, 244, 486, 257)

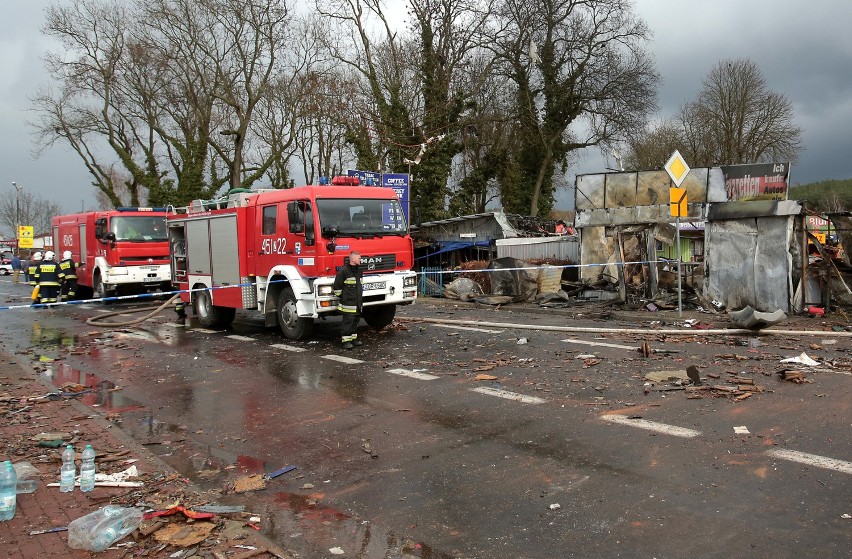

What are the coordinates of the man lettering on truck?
(333, 251, 363, 350)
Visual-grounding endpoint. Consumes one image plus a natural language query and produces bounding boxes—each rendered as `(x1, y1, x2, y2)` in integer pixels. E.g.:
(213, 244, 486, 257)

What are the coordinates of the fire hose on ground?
(85, 294, 182, 328)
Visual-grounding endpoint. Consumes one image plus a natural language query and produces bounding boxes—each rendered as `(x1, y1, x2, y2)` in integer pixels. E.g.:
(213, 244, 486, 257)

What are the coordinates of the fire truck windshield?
(110, 216, 168, 242)
(316, 198, 407, 236)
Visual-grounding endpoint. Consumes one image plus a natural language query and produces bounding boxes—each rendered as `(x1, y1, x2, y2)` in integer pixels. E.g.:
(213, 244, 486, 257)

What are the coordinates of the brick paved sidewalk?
(0, 350, 290, 558)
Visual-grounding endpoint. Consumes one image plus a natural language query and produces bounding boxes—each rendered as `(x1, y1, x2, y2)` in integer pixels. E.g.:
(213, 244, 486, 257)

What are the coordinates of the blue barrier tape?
(0, 259, 677, 312)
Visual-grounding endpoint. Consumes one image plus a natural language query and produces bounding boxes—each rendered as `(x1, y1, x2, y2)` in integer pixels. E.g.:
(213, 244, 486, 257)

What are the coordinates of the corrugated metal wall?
(495, 237, 579, 262)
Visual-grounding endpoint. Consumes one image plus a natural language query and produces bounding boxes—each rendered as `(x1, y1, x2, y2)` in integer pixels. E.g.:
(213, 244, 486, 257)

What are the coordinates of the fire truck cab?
(168, 178, 417, 339)
(52, 208, 171, 300)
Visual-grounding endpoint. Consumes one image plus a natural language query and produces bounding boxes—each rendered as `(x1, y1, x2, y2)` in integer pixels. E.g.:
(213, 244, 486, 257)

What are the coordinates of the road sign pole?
(676, 215, 682, 317)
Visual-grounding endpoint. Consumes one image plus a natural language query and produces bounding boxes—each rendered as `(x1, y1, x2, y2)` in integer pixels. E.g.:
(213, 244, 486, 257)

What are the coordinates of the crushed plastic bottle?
(79, 445, 96, 493)
(67, 505, 143, 552)
(13, 462, 39, 494)
(60, 445, 76, 493)
(0, 461, 17, 521)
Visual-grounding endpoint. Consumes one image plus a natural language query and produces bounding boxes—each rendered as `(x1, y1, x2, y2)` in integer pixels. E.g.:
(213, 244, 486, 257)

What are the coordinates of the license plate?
(143, 277, 161, 283)
(363, 281, 386, 291)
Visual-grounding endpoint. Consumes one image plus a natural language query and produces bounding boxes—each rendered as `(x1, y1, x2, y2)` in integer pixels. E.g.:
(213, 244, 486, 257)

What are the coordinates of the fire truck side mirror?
(321, 226, 339, 239)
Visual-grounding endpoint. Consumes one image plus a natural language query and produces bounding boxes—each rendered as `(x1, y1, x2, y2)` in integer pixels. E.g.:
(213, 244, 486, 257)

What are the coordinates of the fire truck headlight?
(403, 276, 417, 287)
(318, 285, 334, 296)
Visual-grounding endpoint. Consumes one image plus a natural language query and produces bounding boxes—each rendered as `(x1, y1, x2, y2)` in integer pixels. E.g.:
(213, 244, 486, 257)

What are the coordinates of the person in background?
(28, 252, 43, 289)
(11, 253, 22, 284)
(21, 255, 30, 283)
(555, 220, 568, 234)
(59, 251, 78, 301)
(333, 251, 363, 349)
(35, 251, 64, 305)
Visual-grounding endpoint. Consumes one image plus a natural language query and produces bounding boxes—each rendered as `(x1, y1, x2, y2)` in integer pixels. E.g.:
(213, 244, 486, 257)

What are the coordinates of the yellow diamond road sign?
(664, 150, 690, 187)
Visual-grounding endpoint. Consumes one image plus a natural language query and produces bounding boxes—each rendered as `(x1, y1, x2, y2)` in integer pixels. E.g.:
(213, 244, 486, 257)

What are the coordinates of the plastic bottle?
(0, 461, 17, 521)
(60, 445, 76, 493)
(79, 445, 96, 493)
(13, 461, 39, 494)
(16, 479, 38, 494)
(67, 505, 143, 552)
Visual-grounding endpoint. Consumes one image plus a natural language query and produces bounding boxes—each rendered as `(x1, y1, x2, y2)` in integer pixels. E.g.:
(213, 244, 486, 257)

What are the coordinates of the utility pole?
(12, 181, 22, 254)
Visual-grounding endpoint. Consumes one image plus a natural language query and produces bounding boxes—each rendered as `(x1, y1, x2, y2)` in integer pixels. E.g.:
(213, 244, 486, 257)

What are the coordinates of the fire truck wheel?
(194, 288, 235, 328)
(93, 273, 113, 305)
(277, 288, 313, 340)
(362, 305, 396, 330)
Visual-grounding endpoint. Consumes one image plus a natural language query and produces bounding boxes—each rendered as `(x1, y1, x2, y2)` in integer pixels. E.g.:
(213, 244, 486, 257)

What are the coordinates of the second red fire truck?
(52, 208, 171, 300)
(167, 177, 417, 339)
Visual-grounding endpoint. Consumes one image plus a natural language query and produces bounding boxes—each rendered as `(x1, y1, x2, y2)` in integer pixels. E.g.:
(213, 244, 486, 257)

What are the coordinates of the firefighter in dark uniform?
(28, 252, 43, 306)
(35, 251, 64, 305)
(59, 251, 78, 302)
(333, 251, 363, 349)
(28, 252, 42, 288)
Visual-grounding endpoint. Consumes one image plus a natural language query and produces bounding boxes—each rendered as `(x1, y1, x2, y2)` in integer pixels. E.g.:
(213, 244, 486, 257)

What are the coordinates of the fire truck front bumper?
(314, 271, 417, 314)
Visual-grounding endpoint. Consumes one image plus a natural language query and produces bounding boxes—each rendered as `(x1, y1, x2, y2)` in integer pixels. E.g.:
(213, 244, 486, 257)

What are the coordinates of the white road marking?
(270, 343, 307, 353)
(387, 368, 439, 380)
(191, 328, 219, 334)
(431, 324, 504, 334)
(766, 449, 852, 475)
(323, 354, 364, 365)
(600, 414, 702, 438)
(226, 335, 256, 342)
(470, 387, 546, 404)
(162, 322, 185, 328)
(563, 338, 636, 350)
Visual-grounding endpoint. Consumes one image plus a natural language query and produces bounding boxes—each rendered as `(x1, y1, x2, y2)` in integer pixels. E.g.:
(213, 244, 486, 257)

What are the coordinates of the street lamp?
(219, 129, 242, 189)
(12, 181, 22, 254)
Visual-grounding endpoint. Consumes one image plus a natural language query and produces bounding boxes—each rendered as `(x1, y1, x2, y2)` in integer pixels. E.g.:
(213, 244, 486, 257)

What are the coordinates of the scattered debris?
(733, 426, 750, 435)
(728, 306, 787, 329)
(645, 370, 690, 383)
(686, 365, 702, 386)
(265, 464, 297, 480)
(153, 521, 216, 547)
(329, 547, 346, 555)
(233, 474, 267, 494)
(475, 374, 498, 381)
(780, 353, 820, 367)
(361, 442, 378, 459)
(777, 370, 811, 384)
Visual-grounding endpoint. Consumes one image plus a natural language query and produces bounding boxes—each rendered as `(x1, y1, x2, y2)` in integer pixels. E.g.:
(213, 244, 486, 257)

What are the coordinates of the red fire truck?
(167, 177, 417, 339)
(52, 208, 171, 300)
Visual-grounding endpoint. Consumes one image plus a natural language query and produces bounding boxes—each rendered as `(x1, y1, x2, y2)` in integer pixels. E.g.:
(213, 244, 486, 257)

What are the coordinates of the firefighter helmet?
(44, 251, 56, 260)
(63, 250, 72, 260)
(32, 252, 43, 261)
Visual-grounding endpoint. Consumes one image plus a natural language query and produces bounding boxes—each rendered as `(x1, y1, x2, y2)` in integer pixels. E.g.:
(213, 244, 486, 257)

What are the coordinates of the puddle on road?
(43, 362, 146, 413)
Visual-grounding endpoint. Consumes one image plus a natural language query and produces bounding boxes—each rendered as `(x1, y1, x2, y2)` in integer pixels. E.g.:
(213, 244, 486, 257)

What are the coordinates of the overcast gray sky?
(2, 0, 851, 216)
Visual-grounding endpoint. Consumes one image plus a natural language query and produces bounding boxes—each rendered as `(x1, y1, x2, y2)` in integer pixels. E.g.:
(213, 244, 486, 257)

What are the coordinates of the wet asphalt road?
(1, 278, 851, 559)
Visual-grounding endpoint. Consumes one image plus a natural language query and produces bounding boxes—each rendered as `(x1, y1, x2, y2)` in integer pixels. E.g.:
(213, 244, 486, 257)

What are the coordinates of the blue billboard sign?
(347, 170, 410, 228)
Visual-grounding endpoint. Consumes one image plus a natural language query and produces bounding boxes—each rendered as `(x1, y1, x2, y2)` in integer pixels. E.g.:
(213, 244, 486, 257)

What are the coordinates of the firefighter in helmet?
(35, 251, 64, 305)
(59, 250, 78, 302)
(28, 252, 42, 288)
(332, 251, 363, 349)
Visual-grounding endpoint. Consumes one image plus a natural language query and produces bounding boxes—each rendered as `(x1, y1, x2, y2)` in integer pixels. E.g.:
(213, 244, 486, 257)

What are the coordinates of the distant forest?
(789, 179, 852, 213)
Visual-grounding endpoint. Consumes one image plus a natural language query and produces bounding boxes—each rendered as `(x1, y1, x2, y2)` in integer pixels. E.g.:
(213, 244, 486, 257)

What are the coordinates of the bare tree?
(0, 190, 64, 238)
(492, 0, 659, 216)
(623, 118, 684, 171)
(687, 58, 803, 165)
